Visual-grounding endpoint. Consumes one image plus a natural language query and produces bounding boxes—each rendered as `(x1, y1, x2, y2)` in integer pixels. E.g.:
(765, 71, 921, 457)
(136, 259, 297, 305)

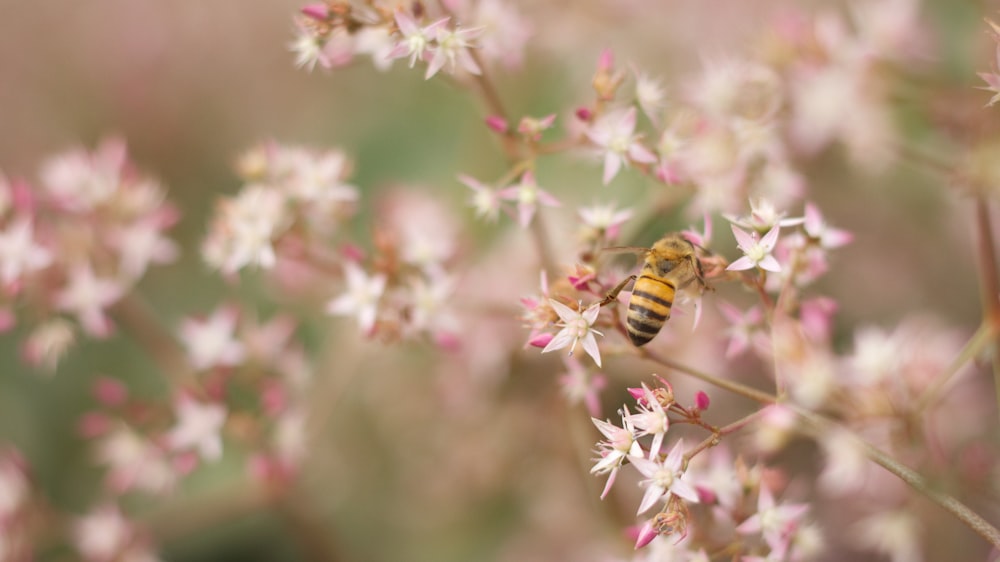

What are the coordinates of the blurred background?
(0, 0, 998, 560)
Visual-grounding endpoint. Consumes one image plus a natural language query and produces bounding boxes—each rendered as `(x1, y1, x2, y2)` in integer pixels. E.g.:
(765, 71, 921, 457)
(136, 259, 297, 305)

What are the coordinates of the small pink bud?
(261, 383, 287, 417)
(300, 3, 330, 21)
(93, 376, 128, 406)
(695, 484, 717, 504)
(575, 107, 593, 122)
(528, 332, 554, 348)
(340, 243, 366, 263)
(598, 48, 615, 72)
(567, 273, 594, 290)
(633, 520, 657, 549)
(10, 179, 36, 214)
(695, 391, 711, 411)
(485, 115, 509, 133)
(78, 412, 112, 438)
(173, 451, 199, 476)
(434, 331, 462, 352)
(626, 386, 645, 402)
(0, 308, 14, 332)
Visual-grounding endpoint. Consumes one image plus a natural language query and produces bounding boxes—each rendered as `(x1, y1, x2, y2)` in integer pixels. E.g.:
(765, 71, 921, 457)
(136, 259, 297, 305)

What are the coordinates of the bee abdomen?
(625, 278, 675, 347)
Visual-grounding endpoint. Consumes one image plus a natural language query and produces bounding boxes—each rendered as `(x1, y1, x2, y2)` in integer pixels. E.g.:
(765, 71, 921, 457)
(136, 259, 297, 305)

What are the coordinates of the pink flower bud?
(695, 484, 717, 504)
(173, 451, 200, 476)
(78, 412, 112, 438)
(485, 115, 509, 133)
(598, 48, 615, 72)
(575, 107, 593, 122)
(528, 332, 554, 348)
(261, 383, 287, 417)
(300, 3, 330, 21)
(93, 376, 128, 406)
(632, 520, 657, 549)
(340, 243, 366, 263)
(627, 386, 645, 402)
(434, 331, 462, 352)
(695, 391, 711, 411)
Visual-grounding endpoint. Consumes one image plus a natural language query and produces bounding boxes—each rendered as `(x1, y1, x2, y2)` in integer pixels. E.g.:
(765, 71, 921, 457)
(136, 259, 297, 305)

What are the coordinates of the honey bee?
(600, 233, 710, 346)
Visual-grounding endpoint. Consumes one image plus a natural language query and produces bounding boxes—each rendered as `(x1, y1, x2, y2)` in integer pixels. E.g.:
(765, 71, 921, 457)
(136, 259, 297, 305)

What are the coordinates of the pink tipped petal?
(726, 256, 755, 271)
(671, 478, 701, 503)
(603, 153, 622, 185)
(542, 328, 575, 354)
(823, 229, 854, 248)
(760, 225, 781, 250)
(628, 143, 657, 164)
(758, 255, 782, 272)
(731, 225, 755, 249)
(581, 333, 602, 367)
(637, 483, 665, 515)
(516, 203, 535, 227)
(600, 467, 619, 499)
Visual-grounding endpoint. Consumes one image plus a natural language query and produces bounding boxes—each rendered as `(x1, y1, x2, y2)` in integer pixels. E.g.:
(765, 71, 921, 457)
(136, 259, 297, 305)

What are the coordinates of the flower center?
(653, 467, 675, 489)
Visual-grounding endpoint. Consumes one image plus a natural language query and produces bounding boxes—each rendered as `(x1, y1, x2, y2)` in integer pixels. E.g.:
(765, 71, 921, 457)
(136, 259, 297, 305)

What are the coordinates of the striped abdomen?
(626, 274, 676, 346)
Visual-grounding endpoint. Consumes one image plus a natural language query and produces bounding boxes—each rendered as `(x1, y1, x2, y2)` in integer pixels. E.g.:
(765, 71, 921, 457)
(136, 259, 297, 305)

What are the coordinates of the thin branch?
(639, 352, 1000, 549)
(110, 293, 201, 394)
(974, 196, 1000, 424)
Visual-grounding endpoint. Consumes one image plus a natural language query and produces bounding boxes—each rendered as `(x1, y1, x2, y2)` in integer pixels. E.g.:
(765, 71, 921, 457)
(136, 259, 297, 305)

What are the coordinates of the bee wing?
(601, 245, 650, 256)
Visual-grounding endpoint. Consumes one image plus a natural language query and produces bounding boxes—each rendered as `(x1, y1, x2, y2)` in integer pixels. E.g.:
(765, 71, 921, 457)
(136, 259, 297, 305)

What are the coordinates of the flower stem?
(110, 293, 201, 394)
(682, 408, 770, 466)
(638, 347, 777, 405)
(973, 196, 1000, 424)
(639, 351, 1000, 549)
(792, 406, 1000, 549)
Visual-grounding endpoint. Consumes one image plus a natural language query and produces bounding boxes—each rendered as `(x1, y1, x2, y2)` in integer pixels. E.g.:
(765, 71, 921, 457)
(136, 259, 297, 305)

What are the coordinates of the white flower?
(55, 265, 125, 337)
(541, 299, 603, 367)
(166, 398, 228, 461)
(590, 410, 642, 499)
(586, 107, 657, 185)
(629, 439, 700, 515)
(0, 217, 52, 285)
(327, 262, 386, 334)
(178, 307, 245, 371)
(726, 225, 781, 272)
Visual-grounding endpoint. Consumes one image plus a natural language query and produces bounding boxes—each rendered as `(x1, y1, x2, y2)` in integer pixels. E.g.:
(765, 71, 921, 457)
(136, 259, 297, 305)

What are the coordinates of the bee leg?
(599, 275, 637, 307)
(692, 257, 714, 292)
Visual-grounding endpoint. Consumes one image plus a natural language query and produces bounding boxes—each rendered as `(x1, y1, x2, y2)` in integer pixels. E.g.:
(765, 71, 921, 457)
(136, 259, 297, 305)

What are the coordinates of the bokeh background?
(0, 1, 998, 560)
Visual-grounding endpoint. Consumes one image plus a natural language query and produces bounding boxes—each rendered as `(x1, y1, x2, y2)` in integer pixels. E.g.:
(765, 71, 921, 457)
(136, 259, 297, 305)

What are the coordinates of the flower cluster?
(0, 138, 179, 370)
(290, 0, 528, 77)
(590, 378, 817, 557)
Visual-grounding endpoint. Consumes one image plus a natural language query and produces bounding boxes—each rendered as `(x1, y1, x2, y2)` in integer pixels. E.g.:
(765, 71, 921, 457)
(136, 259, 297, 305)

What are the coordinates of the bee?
(600, 233, 710, 346)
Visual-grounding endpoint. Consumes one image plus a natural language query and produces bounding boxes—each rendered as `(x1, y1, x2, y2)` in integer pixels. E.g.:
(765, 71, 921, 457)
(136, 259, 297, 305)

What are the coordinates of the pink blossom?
(458, 174, 502, 222)
(726, 225, 781, 272)
(516, 114, 556, 140)
(0, 217, 52, 286)
(591, 410, 642, 499)
(803, 202, 853, 248)
(586, 107, 657, 184)
(497, 171, 560, 228)
(630, 384, 670, 460)
(54, 265, 125, 338)
(326, 262, 386, 335)
(629, 439, 700, 515)
(178, 307, 246, 371)
(737, 485, 810, 553)
(387, 12, 449, 71)
(559, 356, 606, 417)
(541, 299, 604, 367)
(166, 397, 228, 461)
(578, 201, 633, 240)
(426, 22, 483, 79)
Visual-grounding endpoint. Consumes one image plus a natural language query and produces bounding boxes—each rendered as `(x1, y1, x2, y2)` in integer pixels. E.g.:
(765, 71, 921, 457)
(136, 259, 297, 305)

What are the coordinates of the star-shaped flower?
(726, 225, 781, 272)
(541, 299, 603, 367)
(166, 397, 228, 461)
(629, 439, 700, 515)
(586, 107, 657, 185)
(326, 262, 386, 334)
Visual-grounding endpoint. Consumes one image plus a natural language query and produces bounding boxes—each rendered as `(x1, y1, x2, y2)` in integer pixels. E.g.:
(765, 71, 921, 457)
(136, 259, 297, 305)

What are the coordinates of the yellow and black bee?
(601, 233, 710, 346)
